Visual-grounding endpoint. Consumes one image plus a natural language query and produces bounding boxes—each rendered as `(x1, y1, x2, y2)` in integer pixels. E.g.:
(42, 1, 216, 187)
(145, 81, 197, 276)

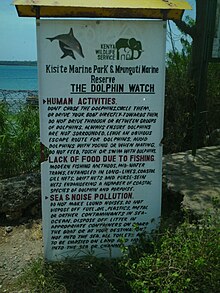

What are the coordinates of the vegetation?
(123, 211, 220, 293)
(173, 2, 219, 148)
(164, 32, 220, 153)
(11, 209, 220, 292)
(164, 37, 194, 153)
(0, 102, 40, 178)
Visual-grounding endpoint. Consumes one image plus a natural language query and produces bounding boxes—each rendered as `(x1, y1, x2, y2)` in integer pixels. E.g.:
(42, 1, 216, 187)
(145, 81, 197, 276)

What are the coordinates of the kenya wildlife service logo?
(46, 28, 84, 60)
(96, 38, 143, 61)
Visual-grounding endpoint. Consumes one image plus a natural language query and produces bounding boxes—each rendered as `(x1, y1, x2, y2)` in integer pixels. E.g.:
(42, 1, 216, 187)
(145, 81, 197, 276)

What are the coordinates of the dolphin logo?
(46, 28, 84, 59)
(59, 41, 76, 59)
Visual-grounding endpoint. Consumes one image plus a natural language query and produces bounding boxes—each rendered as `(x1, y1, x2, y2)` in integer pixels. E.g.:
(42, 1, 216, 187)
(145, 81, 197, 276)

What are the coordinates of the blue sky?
(0, 0, 37, 60)
(0, 0, 195, 61)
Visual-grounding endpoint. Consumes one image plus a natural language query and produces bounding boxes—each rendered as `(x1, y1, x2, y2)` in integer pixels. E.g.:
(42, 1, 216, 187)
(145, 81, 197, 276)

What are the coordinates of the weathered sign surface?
(37, 19, 166, 260)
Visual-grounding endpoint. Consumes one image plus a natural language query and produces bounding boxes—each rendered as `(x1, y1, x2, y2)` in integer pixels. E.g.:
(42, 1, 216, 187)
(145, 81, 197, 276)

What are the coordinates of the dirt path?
(0, 220, 43, 291)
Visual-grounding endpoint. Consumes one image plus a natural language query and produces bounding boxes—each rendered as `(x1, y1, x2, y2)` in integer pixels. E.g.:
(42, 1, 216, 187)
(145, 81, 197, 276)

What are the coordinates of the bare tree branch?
(172, 19, 196, 39)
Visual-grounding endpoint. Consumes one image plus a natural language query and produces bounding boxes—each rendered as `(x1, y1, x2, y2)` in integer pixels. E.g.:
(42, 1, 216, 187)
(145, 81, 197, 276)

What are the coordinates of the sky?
(0, 0, 195, 61)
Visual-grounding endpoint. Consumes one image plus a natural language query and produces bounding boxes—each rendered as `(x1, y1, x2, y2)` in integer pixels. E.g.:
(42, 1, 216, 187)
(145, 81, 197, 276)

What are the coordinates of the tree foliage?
(164, 37, 195, 153)
(164, 24, 220, 154)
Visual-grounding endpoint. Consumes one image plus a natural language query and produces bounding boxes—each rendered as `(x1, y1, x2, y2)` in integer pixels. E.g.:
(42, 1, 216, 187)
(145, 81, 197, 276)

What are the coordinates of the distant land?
(0, 61, 37, 66)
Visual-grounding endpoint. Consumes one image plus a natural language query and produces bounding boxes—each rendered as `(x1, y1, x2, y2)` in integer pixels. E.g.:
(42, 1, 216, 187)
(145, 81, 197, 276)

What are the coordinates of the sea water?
(0, 65, 38, 107)
(0, 65, 38, 91)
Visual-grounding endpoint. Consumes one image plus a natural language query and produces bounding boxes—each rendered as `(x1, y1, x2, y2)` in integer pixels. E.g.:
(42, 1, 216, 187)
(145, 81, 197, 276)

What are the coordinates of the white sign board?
(37, 19, 166, 261)
(212, 0, 220, 59)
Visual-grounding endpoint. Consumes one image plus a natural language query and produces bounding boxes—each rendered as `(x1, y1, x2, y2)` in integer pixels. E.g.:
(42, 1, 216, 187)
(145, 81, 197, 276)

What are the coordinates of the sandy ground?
(0, 220, 43, 291)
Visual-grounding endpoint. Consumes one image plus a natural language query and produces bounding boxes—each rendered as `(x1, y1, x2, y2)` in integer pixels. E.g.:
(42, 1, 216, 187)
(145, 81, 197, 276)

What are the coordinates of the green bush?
(206, 62, 220, 139)
(122, 212, 220, 292)
(164, 39, 220, 153)
(164, 48, 195, 154)
(16, 256, 130, 293)
(0, 102, 40, 178)
(11, 211, 220, 293)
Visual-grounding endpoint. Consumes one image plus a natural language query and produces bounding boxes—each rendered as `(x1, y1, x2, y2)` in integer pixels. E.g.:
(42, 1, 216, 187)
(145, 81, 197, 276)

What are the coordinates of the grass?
(11, 208, 220, 293)
(123, 212, 220, 292)
(0, 101, 40, 178)
(16, 256, 130, 293)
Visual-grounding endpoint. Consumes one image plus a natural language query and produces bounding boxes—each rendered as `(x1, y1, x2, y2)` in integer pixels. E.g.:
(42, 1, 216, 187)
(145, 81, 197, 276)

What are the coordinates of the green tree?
(172, 0, 217, 149)
(164, 36, 195, 153)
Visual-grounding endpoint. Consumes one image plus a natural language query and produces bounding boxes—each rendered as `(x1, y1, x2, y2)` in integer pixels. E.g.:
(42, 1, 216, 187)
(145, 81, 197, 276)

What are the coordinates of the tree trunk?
(173, 0, 208, 149)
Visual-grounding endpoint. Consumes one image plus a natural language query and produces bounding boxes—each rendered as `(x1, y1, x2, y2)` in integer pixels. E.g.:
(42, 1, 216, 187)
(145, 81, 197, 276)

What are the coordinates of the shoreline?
(0, 61, 37, 66)
(0, 89, 38, 93)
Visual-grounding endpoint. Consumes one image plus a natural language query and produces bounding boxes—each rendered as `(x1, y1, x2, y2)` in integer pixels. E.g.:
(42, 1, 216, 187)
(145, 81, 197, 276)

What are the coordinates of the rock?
(0, 172, 41, 221)
(5, 226, 13, 233)
(163, 146, 220, 217)
(206, 129, 220, 146)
